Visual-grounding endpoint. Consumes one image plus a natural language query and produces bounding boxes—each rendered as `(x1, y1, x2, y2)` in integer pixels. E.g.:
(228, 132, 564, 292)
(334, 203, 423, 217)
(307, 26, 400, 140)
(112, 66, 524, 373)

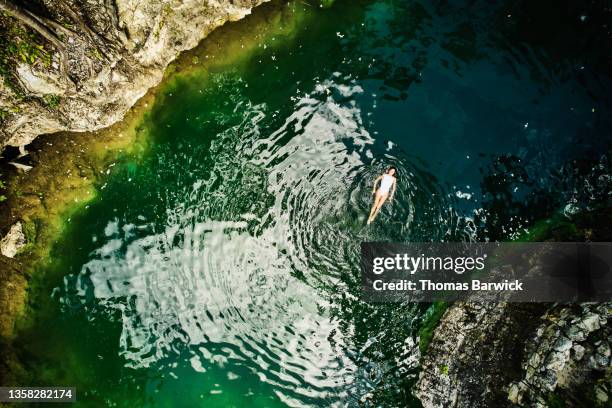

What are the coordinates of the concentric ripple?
(57, 71, 461, 405)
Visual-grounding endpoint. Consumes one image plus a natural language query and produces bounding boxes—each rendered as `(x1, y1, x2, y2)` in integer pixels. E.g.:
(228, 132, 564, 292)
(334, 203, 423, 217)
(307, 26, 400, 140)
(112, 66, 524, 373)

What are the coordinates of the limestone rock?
(414, 302, 547, 407)
(15, 64, 67, 96)
(0, 222, 26, 258)
(0, 0, 269, 149)
(414, 301, 611, 407)
(579, 313, 601, 332)
(572, 344, 586, 360)
(507, 303, 611, 406)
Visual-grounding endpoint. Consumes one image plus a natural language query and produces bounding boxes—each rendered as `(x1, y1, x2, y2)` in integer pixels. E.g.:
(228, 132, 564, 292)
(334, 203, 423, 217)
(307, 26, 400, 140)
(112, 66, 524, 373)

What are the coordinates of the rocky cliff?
(414, 302, 610, 407)
(0, 0, 268, 150)
(414, 211, 612, 407)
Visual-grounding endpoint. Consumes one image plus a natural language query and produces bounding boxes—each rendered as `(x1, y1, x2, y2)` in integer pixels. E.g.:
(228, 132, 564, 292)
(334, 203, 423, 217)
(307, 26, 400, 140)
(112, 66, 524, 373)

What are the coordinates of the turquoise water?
(16, 0, 612, 406)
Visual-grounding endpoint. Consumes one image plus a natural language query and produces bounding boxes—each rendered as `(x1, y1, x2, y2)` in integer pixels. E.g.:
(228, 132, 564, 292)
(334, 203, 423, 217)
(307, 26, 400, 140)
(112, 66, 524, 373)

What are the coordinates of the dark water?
(16, 0, 612, 406)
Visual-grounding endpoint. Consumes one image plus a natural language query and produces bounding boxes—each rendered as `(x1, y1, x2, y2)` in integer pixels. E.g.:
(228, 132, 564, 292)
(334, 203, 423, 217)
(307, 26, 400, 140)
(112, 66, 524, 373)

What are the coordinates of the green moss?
(0, 173, 6, 202)
(516, 204, 612, 243)
(42, 94, 61, 109)
(15, 220, 38, 255)
(22, 220, 37, 244)
(163, 63, 177, 79)
(418, 301, 448, 353)
(439, 364, 449, 375)
(0, 108, 9, 124)
(90, 48, 103, 61)
(0, 13, 53, 96)
(515, 214, 578, 242)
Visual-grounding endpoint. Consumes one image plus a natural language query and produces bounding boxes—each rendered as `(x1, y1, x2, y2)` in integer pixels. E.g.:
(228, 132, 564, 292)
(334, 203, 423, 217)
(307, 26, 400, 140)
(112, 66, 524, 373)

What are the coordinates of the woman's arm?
(372, 176, 383, 194)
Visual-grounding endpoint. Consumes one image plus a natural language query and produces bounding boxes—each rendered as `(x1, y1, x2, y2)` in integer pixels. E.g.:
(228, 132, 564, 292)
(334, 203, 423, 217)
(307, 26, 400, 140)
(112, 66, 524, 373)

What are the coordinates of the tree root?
(57, 0, 114, 61)
(104, 0, 128, 45)
(0, 0, 126, 84)
(0, 0, 73, 84)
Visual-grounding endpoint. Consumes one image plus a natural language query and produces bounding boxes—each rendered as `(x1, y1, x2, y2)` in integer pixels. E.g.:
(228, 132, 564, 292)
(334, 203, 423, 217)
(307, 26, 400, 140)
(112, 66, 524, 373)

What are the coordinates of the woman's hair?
(386, 166, 397, 175)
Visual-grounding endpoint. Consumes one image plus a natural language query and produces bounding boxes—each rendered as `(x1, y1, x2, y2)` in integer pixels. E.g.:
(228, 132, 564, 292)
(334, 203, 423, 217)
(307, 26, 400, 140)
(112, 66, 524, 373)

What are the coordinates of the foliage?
(0, 173, 6, 202)
(0, 12, 53, 96)
(14, 220, 38, 255)
(42, 94, 60, 108)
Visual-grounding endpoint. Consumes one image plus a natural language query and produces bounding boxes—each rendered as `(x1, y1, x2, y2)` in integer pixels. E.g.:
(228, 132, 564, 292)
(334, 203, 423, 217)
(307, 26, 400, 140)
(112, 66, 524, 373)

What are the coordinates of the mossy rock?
(418, 301, 448, 353)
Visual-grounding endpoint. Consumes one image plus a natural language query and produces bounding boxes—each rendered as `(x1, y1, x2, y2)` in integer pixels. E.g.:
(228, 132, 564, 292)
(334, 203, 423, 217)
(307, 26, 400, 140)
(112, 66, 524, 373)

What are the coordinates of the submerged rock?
(0, 222, 26, 258)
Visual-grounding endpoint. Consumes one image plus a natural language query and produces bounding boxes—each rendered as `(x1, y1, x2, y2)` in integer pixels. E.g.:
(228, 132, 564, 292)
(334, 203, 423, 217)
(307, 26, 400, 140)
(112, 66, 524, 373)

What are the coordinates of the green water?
(15, 0, 612, 406)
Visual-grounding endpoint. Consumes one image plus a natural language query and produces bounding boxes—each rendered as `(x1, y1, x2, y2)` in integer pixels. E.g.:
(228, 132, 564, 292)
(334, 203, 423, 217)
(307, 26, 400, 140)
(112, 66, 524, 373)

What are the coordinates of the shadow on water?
(13, 0, 612, 406)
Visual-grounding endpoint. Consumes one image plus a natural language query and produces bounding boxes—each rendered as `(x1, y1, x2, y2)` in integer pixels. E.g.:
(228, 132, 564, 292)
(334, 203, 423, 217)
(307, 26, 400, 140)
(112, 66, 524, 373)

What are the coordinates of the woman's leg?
(371, 193, 388, 221)
(368, 193, 384, 223)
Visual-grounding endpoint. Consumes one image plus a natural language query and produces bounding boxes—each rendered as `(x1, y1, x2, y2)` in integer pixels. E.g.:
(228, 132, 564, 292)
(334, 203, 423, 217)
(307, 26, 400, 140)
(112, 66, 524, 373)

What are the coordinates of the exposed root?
(0, 0, 73, 84)
(57, 0, 113, 61)
(104, 0, 128, 45)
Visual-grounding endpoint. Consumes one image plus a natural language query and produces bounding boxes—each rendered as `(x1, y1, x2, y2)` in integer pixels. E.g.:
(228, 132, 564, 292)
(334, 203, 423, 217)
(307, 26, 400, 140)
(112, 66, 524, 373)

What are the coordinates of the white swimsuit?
(378, 174, 394, 194)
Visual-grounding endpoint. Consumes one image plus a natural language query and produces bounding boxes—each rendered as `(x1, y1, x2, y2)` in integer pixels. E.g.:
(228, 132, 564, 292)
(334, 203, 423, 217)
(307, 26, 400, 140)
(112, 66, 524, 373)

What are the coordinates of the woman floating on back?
(367, 167, 397, 224)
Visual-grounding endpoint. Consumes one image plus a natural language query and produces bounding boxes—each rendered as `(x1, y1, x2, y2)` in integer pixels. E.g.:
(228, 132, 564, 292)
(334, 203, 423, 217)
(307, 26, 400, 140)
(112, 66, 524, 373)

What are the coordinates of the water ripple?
(62, 74, 463, 405)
